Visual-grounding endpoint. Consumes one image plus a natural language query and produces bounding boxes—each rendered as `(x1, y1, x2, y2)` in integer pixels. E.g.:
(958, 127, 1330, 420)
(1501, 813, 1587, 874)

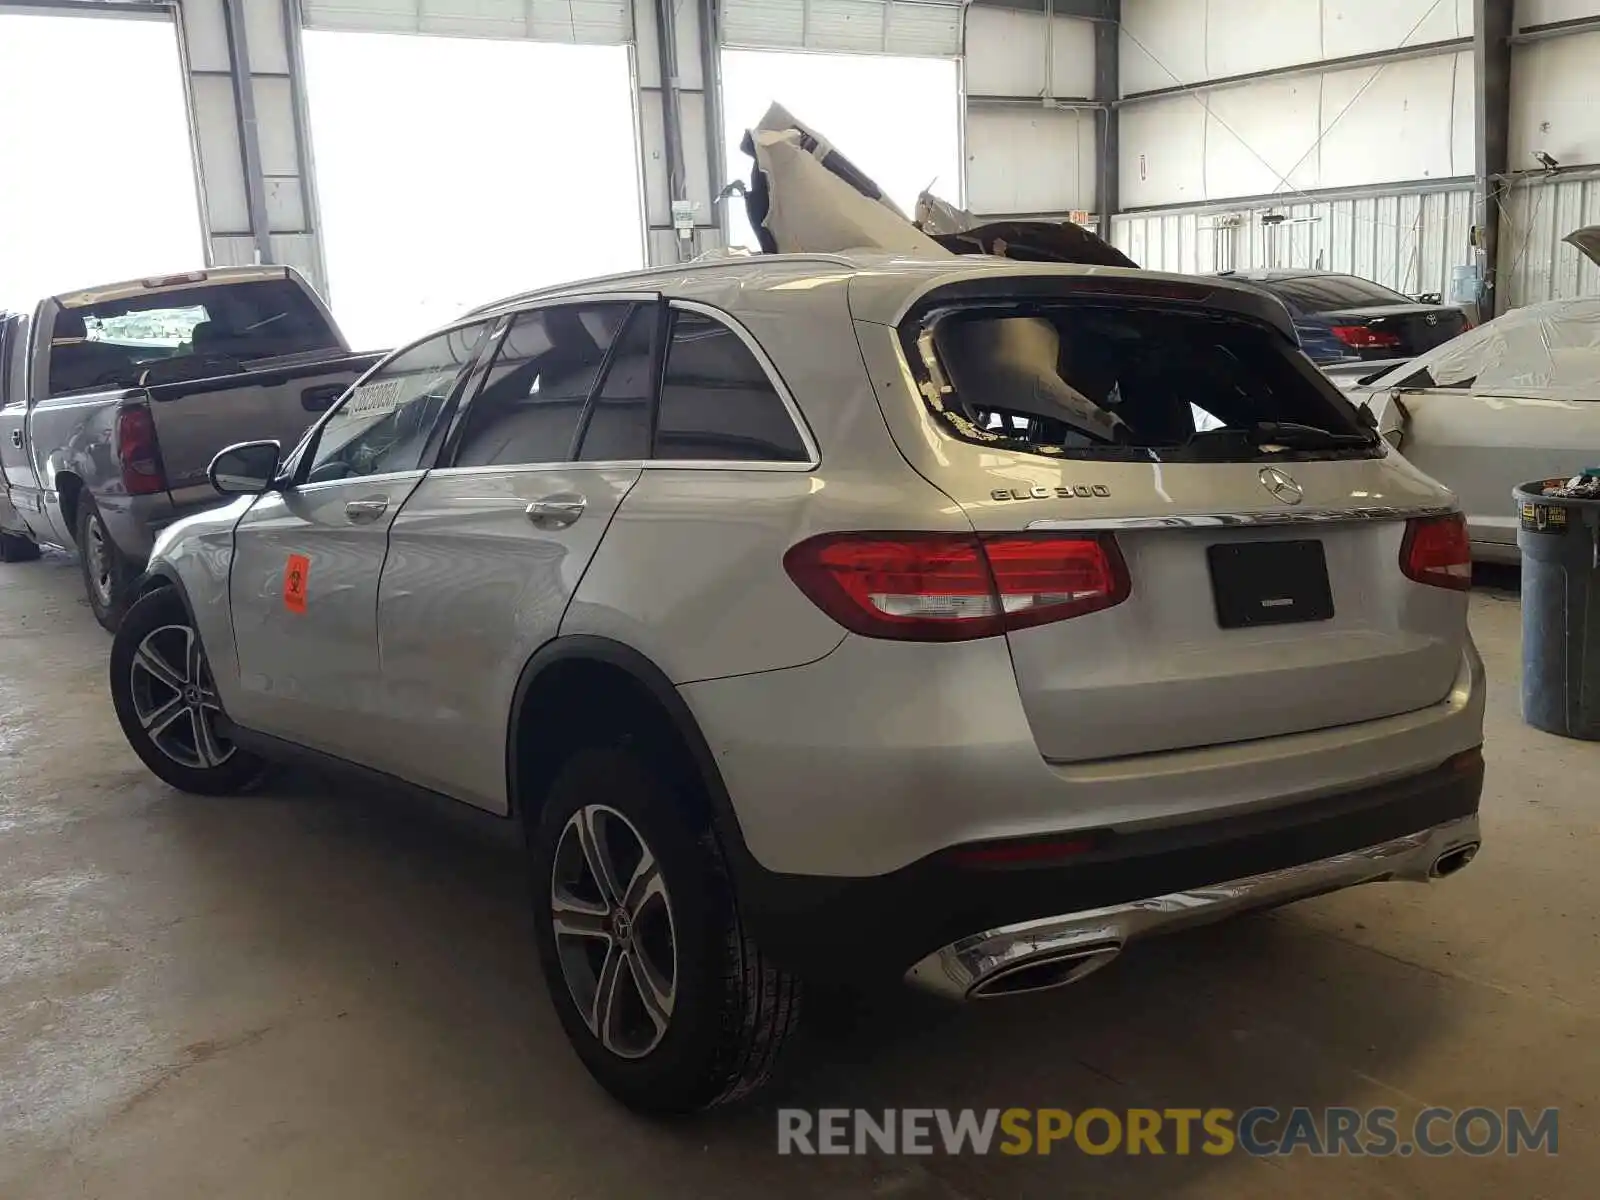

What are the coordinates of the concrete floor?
(1, 551, 1594, 1199)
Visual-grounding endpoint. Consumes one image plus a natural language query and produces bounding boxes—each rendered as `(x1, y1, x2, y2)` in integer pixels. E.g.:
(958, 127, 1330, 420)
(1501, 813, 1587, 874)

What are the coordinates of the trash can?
(1514, 478, 1600, 738)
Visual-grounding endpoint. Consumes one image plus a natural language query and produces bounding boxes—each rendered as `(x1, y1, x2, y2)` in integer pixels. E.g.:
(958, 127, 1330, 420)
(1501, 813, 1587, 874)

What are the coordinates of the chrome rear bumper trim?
(905, 815, 1481, 1001)
(1027, 504, 1456, 532)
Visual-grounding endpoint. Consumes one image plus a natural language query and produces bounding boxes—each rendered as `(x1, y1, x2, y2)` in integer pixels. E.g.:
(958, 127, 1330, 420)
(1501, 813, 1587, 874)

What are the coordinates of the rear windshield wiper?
(1193, 420, 1374, 450)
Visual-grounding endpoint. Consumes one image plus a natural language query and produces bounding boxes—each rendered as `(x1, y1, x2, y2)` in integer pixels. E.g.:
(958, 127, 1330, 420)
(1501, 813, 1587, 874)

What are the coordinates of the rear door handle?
(9, 429, 20, 447)
(344, 498, 389, 524)
(525, 494, 586, 529)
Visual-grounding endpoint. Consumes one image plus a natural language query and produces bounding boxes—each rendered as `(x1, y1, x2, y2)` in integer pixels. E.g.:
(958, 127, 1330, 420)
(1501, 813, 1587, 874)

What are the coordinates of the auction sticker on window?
(284, 553, 311, 613)
(341, 377, 403, 420)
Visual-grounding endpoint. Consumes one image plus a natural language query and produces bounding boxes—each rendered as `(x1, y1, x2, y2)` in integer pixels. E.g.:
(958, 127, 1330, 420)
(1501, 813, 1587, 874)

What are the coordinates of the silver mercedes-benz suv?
(109, 253, 1485, 1113)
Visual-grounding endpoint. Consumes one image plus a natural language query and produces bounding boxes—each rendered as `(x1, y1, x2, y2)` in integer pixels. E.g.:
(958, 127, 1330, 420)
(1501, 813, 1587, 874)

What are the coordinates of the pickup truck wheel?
(109, 588, 266, 795)
(0, 532, 40, 562)
(529, 745, 802, 1114)
(78, 497, 137, 631)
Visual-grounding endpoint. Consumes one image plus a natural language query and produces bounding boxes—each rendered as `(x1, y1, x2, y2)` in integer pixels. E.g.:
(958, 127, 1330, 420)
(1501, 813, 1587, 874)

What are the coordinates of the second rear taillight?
(1401, 513, 1471, 591)
(115, 406, 166, 496)
(1330, 324, 1401, 349)
(783, 532, 1130, 641)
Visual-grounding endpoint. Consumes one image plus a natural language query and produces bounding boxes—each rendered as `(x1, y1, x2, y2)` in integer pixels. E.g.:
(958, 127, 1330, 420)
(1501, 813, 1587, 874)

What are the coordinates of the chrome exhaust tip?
(967, 944, 1121, 999)
(1429, 841, 1480, 879)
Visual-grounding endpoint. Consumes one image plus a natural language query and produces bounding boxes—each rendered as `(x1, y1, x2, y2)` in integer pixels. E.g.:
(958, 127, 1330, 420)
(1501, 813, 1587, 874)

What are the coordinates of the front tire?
(0, 531, 40, 562)
(529, 746, 801, 1114)
(109, 588, 265, 795)
(78, 497, 138, 631)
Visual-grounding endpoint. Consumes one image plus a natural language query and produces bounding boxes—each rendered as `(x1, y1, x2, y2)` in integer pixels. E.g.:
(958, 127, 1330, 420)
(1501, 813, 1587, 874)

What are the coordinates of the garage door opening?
(303, 32, 644, 349)
(719, 49, 961, 252)
(0, 13, 203, 310)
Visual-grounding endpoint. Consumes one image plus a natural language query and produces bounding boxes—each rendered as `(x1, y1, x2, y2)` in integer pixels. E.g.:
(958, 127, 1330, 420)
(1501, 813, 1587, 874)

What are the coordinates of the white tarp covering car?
(1359, 281, 1600, 562)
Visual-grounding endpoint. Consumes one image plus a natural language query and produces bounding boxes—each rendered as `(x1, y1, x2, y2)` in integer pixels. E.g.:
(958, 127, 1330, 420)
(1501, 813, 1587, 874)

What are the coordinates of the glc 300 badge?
(991, 484, 1111, 501)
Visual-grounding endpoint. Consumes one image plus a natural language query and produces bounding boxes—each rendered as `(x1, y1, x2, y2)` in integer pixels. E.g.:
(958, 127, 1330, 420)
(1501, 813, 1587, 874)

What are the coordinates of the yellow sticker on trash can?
(1521, 502, 1568, 534)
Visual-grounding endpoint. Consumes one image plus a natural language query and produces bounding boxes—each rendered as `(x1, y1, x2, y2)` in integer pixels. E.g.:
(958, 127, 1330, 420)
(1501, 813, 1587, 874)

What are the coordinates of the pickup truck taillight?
(784, 532, 1130, 640)
(116, 407, 167, 496)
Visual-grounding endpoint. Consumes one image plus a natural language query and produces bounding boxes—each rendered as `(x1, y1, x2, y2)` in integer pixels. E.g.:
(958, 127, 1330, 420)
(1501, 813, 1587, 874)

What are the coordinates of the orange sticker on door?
(284, 554, 311, 613)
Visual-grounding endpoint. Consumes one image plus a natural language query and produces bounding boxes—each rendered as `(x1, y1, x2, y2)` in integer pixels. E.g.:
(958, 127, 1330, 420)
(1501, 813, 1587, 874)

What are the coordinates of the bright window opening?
(719, 50, 962, 252)
(304, 33, 644, 349)
(0, 14, 203, 310)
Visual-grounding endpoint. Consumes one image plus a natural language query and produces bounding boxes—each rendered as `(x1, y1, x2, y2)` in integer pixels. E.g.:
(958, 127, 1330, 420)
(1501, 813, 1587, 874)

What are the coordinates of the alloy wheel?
(128, 623, 236, 770)
(550, 804, 678, 1059)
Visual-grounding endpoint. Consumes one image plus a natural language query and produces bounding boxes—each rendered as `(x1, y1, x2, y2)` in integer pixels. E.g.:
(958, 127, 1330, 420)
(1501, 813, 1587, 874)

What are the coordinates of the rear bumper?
(906, 813, 1479, 1000)
(724, 748, 1484, 984)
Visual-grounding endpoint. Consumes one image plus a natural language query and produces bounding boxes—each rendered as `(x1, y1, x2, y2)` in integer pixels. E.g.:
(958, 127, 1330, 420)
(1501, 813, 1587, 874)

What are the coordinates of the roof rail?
(465, 252, 860, 317)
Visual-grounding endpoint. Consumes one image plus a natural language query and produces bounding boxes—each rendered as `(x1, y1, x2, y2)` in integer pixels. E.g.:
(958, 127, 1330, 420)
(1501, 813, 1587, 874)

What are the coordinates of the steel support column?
(220, 0, 274, 264)
(1475, 0, 1513, 318)
(1094, 0, 1118, 233)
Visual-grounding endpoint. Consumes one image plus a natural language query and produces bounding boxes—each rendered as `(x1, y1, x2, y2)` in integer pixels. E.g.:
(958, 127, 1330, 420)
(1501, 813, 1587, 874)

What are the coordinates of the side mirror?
(209, 440, 283, 495)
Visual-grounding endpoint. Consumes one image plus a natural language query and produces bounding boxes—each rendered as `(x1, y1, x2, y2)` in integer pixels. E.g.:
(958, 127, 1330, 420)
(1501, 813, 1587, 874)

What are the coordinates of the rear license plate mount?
(1207, 539, 1334, 629)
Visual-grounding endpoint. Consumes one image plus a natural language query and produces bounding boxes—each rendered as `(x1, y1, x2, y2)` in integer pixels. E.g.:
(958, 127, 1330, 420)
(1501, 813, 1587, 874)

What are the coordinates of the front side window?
(653, 310, 809, 463)
(306, 322, 487, 483)
(48, 278, 340, 396)
(453, 303, 630, 468)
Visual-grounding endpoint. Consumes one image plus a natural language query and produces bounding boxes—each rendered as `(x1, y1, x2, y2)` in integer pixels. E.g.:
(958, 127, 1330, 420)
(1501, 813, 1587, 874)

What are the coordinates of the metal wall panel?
(1497, 170, 1600, 307)
(1119, 51, 1474, 209)
(1120, 0, 1473, 95)
(1509, 30, 1600, 168)
(962, 7, 1097, 220)
(720, 0, 960, 56)
(301, 0, 632, 43)
(1111, 185, 1476, 298)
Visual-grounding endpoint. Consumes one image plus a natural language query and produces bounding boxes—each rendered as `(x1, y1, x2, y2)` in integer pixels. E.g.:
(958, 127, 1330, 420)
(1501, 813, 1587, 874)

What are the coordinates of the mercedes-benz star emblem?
(1259, 466, 1304, 505)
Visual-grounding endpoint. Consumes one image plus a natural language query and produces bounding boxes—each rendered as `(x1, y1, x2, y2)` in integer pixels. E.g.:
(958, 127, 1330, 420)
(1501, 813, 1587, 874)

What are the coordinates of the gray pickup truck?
(0, 266, 381, 629)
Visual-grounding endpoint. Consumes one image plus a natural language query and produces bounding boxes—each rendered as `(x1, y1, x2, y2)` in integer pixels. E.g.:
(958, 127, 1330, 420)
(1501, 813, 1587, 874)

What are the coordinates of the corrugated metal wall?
(1111, 187, 1476, 298)
(1497, 171, 1600, 309)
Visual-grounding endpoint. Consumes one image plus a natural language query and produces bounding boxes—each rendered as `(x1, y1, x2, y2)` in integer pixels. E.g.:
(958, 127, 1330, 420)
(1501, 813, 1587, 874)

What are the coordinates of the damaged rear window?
(908, 302, 1381, 462)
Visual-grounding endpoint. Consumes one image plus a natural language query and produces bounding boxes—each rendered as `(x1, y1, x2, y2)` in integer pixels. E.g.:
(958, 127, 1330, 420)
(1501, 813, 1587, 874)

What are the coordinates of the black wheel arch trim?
(505, 635, 753, 860)
(132, 564, 198, 622)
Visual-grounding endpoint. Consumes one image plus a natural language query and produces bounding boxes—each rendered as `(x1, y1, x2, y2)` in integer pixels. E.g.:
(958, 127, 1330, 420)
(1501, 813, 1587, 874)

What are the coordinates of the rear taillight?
(1330, 325, 1402, 349)
(783, 532, 1130, 641)
(1401, 514, 1471, 591)
(115, 406, 166, 496)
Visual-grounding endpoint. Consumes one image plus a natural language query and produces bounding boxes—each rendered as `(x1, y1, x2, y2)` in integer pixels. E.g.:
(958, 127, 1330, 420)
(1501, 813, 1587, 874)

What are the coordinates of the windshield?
(914, 302, 1379, 463)
(48, 278, 338, 395)
(1261, 274, 1414, 313)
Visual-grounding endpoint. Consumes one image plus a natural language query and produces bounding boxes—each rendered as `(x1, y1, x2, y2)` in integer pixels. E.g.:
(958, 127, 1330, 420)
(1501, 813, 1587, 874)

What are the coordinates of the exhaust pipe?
(1429, 841, 1480, 879)
(967, 944, 1121, 999)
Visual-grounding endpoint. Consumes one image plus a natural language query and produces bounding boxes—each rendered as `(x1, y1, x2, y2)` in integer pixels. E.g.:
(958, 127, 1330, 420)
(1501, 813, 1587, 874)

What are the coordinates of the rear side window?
(918, 303, 1378, 463)
(48, 278, 339, 396)
(654, 310, 809, 463)
(576, 306, 655, 462)
(453, 302, 630, 467)
(1263, 275, 1413, 313)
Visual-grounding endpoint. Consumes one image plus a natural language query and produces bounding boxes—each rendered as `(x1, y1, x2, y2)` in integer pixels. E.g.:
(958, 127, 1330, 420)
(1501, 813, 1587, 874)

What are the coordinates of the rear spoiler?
(737, 104, 1136, 269)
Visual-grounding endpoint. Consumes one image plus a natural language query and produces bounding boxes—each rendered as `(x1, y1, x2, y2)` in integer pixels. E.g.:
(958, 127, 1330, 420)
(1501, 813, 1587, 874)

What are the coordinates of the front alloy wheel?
(128, 623, 235, 770)
(550, 805, 678, 1059)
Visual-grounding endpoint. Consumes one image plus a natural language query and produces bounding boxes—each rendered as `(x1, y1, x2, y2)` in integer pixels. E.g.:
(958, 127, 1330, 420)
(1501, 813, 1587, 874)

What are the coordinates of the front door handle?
(344, 498, 389, 524)
(525, 494, 586, 529)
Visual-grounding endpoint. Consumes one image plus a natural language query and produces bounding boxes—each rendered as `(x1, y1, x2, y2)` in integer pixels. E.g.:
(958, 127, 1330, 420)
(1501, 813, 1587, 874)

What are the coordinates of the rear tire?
(109, 588, 265, 795)
(0, 531, 40, 562)
(78, 497, 138, 632)
(528, 745, 801, 1114)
